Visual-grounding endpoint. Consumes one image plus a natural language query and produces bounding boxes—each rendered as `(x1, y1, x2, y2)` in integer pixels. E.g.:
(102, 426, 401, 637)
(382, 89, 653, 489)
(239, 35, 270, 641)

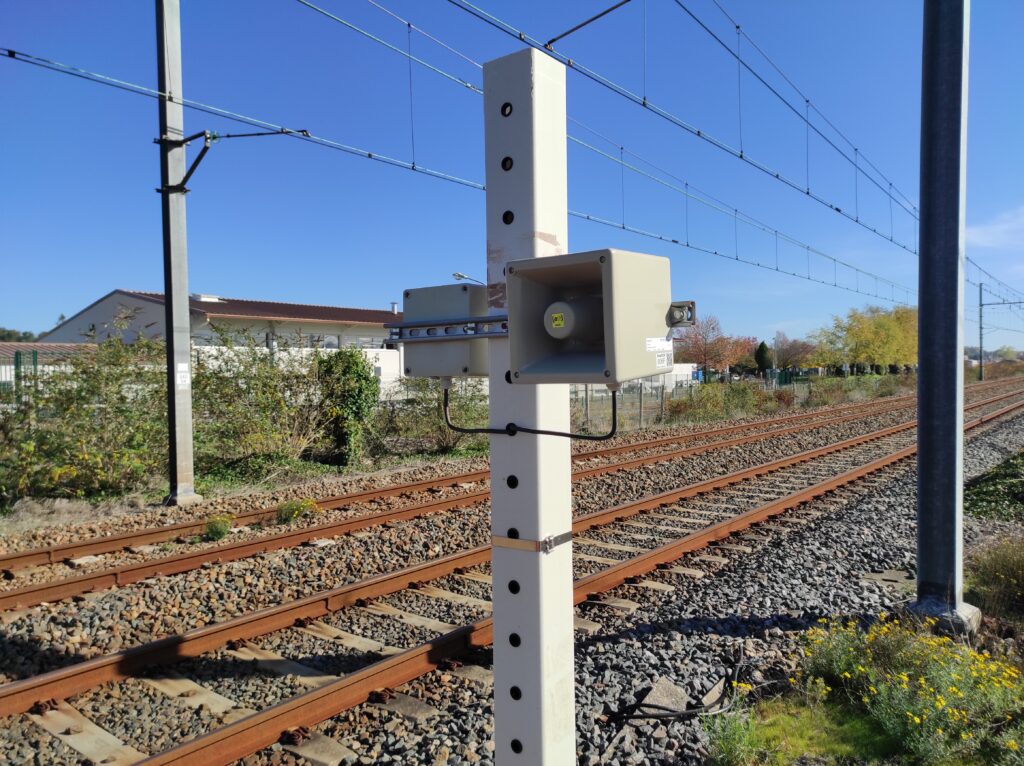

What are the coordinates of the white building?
(42, 289, 400, 348)
(40, 289, 404, 389)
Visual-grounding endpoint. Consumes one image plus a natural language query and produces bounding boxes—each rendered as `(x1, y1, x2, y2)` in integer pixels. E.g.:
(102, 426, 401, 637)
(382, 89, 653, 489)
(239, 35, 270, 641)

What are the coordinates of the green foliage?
(316, 347, 379, 465)
(810, 305, 918, 370)
(0, 334, 167, 504)
(275, 497, 320, 526)
(0, 328, 38, 342)
(754, 341, 770, 374)
(203, 513, 233, 541)
(799, 615, 1024, 764)
(703, 706, 762, 766)
(966, 449, 1024, 523)
(190, 330, 330, 474)
(369, 377, 488, 455)
(967, 538, 1024, 630)
(0, 326, 380, 508)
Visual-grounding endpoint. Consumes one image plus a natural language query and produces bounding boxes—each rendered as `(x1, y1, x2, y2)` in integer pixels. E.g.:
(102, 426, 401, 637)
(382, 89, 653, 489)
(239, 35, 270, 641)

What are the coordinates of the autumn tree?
(674, 316, 727, 381)
(809, 306, 918, 371)
(774, 331, 815, 370)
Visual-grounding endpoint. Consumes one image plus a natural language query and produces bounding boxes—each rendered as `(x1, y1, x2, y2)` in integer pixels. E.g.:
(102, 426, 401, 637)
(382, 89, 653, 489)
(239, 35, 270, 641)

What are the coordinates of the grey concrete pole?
(156, 0, 202, 505)
(912, 0, 977, 632)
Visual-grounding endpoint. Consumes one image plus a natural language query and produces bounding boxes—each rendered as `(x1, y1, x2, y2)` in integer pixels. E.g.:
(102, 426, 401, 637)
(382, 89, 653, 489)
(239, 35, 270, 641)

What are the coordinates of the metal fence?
(0, 350, 77, 394)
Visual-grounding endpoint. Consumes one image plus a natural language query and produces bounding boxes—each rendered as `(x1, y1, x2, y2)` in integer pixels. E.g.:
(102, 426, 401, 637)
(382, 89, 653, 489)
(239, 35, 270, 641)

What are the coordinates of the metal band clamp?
(492, 531, 573, 554)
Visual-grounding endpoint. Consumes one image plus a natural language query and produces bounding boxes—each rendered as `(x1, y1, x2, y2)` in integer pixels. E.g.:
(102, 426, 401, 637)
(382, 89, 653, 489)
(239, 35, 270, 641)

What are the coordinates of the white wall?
(42, 294, 167, 343)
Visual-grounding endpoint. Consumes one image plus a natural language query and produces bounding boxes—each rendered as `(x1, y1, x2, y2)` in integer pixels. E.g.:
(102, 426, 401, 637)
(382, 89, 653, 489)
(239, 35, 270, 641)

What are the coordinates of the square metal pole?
(912, 0, 978, 632)
(483, 49, 575, 763)
(156, 0, 201, 505)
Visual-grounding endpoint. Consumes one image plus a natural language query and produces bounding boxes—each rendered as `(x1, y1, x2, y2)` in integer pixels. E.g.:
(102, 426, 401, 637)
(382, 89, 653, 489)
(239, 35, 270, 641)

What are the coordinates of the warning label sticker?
(550, 312, 565, 328)
(646, 337, 673, 352)
(656, 352, 671, 369)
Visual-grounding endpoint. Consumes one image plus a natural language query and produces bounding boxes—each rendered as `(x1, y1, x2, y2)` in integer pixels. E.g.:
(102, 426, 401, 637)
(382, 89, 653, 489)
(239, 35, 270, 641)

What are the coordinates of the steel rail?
(4, 396, 1020, 721)
(2, 386, 1021, 612)
(7, 388, 1017, 611)
(137, 396, 1024, 766)
(3, 379, 1012, 574)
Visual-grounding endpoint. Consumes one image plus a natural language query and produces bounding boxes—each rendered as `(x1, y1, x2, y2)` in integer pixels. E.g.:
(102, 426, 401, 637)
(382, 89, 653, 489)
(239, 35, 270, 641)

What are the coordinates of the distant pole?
(912, 0, 978, 632)
(156, 0, 202, 505)
(978, 282, 984, 381)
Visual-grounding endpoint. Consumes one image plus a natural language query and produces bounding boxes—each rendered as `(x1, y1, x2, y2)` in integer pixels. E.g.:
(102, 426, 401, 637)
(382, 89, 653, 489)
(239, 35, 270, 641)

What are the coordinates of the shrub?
(800, 614, 1024, 764)
(773, 388, 796, 409)
(275, 497, 320, 525)
(369, 377, 488, 455)
(0, 331, 167, 505)
(703, 705, 761, 766)
(316, 347, 379, 465)
(203, 514, 233, 541)
(968, 538, 1024, 628)
(723, 382, 758, 418)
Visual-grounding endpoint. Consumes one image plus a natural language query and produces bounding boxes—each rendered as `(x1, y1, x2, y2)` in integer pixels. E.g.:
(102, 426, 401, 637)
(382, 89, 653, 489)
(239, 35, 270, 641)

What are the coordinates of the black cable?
(442, 386, 618, 441)
(614, 645, 747, 721)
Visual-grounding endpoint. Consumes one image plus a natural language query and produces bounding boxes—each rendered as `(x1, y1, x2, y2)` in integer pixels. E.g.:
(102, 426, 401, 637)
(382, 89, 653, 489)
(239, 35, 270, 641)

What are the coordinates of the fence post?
(584, 383, 590, 429)
(13, 351, 22, 402)
(638, 379, 645, 428)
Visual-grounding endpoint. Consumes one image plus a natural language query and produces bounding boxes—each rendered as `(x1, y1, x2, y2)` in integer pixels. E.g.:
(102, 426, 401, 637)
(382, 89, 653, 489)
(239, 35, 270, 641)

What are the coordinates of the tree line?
(674, 306, 926, 377)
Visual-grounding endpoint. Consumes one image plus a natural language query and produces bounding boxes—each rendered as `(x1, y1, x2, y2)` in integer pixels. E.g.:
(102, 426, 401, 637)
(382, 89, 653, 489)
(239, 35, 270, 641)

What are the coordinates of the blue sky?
(3, 0, 1023, 348)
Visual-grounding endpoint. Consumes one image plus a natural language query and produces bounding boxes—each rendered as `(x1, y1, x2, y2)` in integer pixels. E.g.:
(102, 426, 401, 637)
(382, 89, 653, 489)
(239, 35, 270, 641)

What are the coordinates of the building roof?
(0, 342, 94, 357)
(121, 290, 401, 325)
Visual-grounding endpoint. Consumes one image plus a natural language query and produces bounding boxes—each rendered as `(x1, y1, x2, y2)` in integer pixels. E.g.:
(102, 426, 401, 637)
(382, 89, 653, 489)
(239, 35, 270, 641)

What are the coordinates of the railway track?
(0, 384, 926, 574)
(1, 392, 1021, 765)
(2, 381, 1021, 615)
(11, 378, 1011, 576)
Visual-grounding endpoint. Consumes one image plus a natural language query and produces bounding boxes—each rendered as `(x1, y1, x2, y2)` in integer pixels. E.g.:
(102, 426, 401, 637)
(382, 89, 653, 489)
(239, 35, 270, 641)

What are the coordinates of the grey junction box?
(402, 283, 489, 377)
(506, 248, 674, 385)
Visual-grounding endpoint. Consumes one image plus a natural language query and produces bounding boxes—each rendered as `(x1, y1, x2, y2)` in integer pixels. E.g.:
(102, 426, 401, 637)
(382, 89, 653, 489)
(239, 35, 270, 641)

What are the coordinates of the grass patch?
(194, 453, 341, 496)
(965, 449, 1024, 522)
(750, 697, 901, 763)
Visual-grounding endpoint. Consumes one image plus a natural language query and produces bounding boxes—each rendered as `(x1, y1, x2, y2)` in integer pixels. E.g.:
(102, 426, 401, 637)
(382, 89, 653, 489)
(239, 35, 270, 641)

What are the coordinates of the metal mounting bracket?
(386, 314, 510, 344)
(155, 130, 212, 194)
(492, 531, 573, 553)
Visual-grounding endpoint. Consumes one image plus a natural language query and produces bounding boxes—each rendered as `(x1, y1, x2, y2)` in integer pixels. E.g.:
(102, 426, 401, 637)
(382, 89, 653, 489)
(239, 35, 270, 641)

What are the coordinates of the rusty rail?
(4, 380, 978, 575)
(13, 386, 1014, 611)
(4, 395, 1020, 723)
(137, 395, 1024, 765)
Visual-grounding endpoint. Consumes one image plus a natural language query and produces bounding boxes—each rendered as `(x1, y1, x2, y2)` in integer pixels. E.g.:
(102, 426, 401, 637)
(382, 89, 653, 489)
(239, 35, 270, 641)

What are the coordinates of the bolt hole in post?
(510, 686, 522, 700)
(511, 740, 523, 754)
(502, 210, 515, 224)
(508, 580, 521, 594)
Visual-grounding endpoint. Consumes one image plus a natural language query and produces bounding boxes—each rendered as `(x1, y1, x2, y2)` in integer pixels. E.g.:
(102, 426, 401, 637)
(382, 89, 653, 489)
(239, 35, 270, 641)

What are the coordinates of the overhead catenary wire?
(707, 0, 919, 215)
(445, 0, 919, 255)
(567, 128, 916, 300)
(286, 0, 919, 304)
(292, 0, 482, 93)
(3, 44, 919, 307)
(669, 0, 919, 221)
(0, 47, 483, 191)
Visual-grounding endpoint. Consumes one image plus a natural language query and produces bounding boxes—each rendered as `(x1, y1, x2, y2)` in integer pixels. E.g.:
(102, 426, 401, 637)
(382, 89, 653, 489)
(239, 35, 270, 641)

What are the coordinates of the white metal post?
(483, 49, 575, 764)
